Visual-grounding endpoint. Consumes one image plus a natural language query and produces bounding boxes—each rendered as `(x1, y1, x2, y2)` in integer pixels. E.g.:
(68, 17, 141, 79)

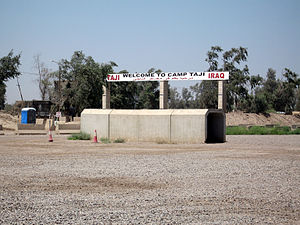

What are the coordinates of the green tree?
(249, 74, 263, 93)
(254, 93, 268, 114)
(136, 68, 160, 109)
(190, 81, 218, 109)
(262, 68, 278, 110)
(191, 46, 250, 111)
(273, 81, 292, 113)
(0, 50, 21, 109)
(58, 51, 110, 115)
(295, 88, 300, 111)
(180, 87, 193, 108)
(271, 69, 300, 113)
(223, 47, 250, 111)
(169, 87, 182, 109)
(276, 68, 300, 114)
(110, 70, 139, 109)
(189, 46, 222, 109)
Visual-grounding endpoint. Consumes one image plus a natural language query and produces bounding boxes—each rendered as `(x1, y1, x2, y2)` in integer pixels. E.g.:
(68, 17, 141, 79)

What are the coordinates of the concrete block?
(171, 109, 207, 143)
(58, 123, 80, 130)
(59, 116, 71, 123)
(109, 110, 172, 142)
(45, 119, 55, 131)
(81, 109, 112, 138)
(36, 119, 45, 125)
(17, 130, 47, 135)
(17, 123, 45, 130)
(56, 123, 80, 134)
(138, 110, 172, 142)
(73, 117, 81, 122)
(16, 123, 47, 135)
(110, 110, 139, 141)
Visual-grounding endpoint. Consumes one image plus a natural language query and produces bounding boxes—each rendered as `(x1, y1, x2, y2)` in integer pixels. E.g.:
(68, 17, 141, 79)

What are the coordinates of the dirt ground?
(0, 111, 18, 130)
(226, 111, 300, 126)
(0, 135, 299, 224)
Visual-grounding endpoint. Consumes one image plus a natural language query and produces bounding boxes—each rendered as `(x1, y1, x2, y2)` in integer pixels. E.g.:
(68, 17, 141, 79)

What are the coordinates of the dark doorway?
(206, 112, 225, 143)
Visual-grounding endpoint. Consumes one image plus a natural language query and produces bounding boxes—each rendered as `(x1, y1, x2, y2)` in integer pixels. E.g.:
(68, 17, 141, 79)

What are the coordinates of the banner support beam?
(159, 81, 168, 109)
(218, 81, 226, 112)
(102, 84, 111, 109)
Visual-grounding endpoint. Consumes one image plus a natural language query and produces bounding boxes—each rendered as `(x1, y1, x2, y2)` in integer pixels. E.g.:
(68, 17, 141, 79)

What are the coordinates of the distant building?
(15, 100, 52, 118)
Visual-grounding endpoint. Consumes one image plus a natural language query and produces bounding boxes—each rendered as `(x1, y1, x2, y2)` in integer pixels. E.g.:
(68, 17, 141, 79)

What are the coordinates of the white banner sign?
(107, 72, 229, 82)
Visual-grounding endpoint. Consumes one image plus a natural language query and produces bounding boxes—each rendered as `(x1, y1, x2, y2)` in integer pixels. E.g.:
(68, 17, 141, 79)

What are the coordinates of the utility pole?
(51, 60, 61, 111)
(16, 77, 24, 102)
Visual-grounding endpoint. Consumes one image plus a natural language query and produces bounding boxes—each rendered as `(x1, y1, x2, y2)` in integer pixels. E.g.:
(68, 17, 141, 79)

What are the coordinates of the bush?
(290, 128, 300, 134)
(226, 126, 248, 135)
(100, 137, 111, 144)
(227, 125, 299, 135)
(68, 132, 91, 140)
(113, 138, 125, 143)
(248, 126, 268, 135)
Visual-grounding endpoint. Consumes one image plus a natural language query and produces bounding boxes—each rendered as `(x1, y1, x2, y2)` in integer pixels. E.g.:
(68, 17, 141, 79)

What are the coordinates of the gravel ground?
(0, 135, 299, 224)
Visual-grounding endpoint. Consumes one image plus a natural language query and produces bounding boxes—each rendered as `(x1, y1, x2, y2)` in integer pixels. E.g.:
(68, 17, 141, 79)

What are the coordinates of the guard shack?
(81, 71, 228, 143)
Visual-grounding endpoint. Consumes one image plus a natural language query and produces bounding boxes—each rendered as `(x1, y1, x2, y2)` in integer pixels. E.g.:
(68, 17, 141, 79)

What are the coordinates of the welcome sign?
(107, 72, 229, 82)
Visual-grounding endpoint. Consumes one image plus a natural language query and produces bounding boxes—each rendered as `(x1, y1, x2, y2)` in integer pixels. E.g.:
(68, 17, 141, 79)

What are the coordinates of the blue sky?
(1, 0, 299, 104)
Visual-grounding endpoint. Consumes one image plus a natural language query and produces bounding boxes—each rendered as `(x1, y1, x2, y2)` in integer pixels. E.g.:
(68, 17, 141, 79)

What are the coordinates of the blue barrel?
(21, 108, 36, 124)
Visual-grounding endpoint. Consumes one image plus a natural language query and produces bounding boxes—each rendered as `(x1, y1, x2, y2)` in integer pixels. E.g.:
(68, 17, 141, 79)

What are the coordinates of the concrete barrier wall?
(17, 124, 45, 130)
(81, 109, 112, 138)
(171, 109, 207, 143)
(109, 110, 172, 142)
(16, 123, 47, 135)
(56, 123, 80, 130)
(55, 123, 80, 134)
(81, 109, 225, 143)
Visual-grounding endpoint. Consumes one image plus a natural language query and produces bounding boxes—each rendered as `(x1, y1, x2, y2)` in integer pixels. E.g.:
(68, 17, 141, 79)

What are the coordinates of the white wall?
(81, 109, 225, 143)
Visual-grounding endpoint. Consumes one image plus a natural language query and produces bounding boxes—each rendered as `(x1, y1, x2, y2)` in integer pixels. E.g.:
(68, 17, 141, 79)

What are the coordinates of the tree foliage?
(55, 51, 109, 115)
(169, 47, 299, 114)
(110, 70, 138, 109)
(136, 68, 160, 109)
(5, 46, 297, 115)
(110, 68, 160, 109)
(48, 51, 162, 114)
(33, 54, 52, 100)
(0, 50, 21, 109)
(181, 46, 250, 111)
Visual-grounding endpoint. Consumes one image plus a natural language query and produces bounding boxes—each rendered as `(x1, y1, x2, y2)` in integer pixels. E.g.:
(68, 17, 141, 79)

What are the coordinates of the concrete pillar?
(218, 81, 226, 111)
(159, 81, 168, 109)
(102, 84, 111, 109)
